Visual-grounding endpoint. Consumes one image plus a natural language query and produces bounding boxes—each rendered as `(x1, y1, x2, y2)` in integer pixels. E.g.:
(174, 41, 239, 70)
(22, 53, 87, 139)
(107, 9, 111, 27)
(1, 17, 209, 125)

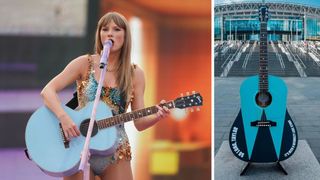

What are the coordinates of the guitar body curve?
(229, 75, 298, 162)
(25, 101, 118, 177)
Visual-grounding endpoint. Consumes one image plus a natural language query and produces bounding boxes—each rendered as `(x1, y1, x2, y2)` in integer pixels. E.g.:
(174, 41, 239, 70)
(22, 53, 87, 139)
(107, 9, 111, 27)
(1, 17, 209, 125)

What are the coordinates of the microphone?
(99, 39, 113, 69)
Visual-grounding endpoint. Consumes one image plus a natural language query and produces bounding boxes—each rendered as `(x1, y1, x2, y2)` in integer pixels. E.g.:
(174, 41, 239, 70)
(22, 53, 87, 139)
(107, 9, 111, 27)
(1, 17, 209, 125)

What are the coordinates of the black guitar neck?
(259, 6, 269, 93)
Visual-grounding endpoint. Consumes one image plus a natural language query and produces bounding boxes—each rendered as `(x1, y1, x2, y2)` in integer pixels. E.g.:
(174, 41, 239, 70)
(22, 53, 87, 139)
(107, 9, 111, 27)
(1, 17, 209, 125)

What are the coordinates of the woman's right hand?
(59, 114, 81, 140)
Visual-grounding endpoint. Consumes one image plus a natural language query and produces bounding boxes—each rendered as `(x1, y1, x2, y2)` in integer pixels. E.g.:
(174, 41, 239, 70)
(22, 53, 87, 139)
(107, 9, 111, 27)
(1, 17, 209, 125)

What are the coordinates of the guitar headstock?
(259, 6, 269, 22)
(174, 91, 203, 110)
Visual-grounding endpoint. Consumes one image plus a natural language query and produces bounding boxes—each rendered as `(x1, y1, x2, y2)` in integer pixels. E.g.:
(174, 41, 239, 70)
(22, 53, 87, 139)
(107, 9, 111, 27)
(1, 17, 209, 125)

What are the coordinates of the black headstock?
(259, 6, 269, 22)
(174, 92, 203, 109)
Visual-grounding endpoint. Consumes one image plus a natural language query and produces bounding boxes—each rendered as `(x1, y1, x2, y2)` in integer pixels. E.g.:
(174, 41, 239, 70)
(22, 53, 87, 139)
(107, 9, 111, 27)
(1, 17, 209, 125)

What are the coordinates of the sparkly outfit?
(76, 55, 132, 175)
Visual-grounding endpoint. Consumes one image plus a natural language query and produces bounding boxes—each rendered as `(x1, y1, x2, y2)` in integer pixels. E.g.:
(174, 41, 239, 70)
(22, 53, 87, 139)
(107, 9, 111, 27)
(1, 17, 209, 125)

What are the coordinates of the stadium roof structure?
(214, 2, 320, 19)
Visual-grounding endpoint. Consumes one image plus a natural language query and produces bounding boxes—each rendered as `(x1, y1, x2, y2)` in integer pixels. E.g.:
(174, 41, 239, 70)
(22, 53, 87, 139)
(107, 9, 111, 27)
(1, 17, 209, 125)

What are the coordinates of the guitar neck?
(259, 21, 269, 92)
(97, 101, 175, 129)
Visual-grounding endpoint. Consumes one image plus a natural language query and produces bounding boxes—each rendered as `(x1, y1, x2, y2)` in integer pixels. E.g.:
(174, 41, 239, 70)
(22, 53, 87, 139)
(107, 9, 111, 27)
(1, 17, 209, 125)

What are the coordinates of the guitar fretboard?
(97, 101, 175, 129)
(259, 21, 268, 92)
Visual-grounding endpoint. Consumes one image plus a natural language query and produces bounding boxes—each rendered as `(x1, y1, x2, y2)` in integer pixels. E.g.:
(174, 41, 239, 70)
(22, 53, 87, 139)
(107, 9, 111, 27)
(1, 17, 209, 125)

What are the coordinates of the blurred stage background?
(0, 0, 211, 179)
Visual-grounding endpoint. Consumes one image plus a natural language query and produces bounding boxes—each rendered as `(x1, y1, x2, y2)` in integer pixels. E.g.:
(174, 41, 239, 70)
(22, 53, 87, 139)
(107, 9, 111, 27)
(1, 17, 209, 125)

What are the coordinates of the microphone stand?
(78, 40, 113, 180)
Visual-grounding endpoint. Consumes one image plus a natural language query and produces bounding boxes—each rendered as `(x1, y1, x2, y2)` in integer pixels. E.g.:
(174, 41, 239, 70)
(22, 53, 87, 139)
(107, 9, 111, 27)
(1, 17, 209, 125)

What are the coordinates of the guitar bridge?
(59, 123, 70, 148)
(251, 120, 276, 127)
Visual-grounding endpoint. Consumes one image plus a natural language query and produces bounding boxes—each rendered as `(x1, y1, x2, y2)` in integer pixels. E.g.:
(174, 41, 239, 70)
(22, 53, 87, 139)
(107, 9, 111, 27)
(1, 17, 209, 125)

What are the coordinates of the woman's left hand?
(155, 100, 170, 120)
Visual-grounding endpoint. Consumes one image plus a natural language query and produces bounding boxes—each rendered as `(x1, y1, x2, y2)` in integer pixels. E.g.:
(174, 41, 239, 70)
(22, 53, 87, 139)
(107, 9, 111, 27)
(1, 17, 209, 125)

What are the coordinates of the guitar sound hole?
(80, 119, 99, 137)
(255, 92, 272, 107)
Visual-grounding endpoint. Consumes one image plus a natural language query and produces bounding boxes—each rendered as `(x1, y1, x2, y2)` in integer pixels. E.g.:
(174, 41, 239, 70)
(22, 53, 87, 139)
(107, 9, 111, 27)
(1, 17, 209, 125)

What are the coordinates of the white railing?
(308, 52, 320, 66)
(220, 41, 245, 77)
(271, 42, 285, 69)
(281, 43, 307, 77)
(242, 41, 256, 69)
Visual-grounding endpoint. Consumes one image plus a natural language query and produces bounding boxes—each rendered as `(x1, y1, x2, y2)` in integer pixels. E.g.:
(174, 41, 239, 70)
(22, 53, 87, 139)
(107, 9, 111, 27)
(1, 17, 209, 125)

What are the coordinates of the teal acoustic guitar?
(228, 6, 298, 164)
(25, 93, 203, 177)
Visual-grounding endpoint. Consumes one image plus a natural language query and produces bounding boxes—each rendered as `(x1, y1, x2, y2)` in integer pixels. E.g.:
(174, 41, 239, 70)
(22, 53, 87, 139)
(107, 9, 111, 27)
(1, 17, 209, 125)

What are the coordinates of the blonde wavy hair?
(94, 12, 133, 104)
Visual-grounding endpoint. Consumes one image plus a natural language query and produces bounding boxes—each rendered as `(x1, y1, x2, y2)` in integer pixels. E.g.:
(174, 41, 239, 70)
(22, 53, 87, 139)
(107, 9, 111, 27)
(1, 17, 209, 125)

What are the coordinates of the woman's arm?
(40, 55, 88, 139)
(131, 66, 170, 131)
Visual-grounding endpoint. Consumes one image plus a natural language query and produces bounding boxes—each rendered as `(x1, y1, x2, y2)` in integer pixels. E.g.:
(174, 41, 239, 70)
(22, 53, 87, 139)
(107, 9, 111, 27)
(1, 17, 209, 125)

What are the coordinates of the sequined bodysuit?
(76, 55, 132, 175)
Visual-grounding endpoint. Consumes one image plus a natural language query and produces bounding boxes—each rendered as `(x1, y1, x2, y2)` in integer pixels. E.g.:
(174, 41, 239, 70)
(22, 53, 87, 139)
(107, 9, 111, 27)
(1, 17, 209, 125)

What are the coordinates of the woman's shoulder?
(69, 54, 99, 69)
(72, 54, 93, 64)
(66, 54, 95, 80)
(131, 63, 144, 76)
(131, 64, 145, 86)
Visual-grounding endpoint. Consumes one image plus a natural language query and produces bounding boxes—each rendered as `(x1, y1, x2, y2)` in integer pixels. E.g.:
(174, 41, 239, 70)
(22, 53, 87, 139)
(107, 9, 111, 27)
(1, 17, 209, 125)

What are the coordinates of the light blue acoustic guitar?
(228, 6, 298, 166)
(25, 93, 203, 177)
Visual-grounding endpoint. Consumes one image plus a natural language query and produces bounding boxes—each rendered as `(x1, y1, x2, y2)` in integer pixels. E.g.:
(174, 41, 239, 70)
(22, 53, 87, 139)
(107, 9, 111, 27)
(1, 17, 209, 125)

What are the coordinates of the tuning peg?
(180, 93, 184, 97)
(190, 108, 194, 112)
(192, 90, 196, 94)
(186, 92, 190, 96)
(196, 107, 201, 111)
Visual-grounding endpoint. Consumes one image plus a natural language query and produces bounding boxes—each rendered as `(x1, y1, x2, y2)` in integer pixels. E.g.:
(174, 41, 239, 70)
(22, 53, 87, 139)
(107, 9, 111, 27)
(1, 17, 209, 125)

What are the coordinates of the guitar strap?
(65, 91, 79, 110)
(119, 92, 127, 114)
(25, 91, 79, 161)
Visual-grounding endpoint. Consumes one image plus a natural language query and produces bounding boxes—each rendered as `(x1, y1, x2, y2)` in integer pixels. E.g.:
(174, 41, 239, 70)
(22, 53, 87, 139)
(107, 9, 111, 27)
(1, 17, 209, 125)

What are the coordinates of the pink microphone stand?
(78, 40, 113, 180)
